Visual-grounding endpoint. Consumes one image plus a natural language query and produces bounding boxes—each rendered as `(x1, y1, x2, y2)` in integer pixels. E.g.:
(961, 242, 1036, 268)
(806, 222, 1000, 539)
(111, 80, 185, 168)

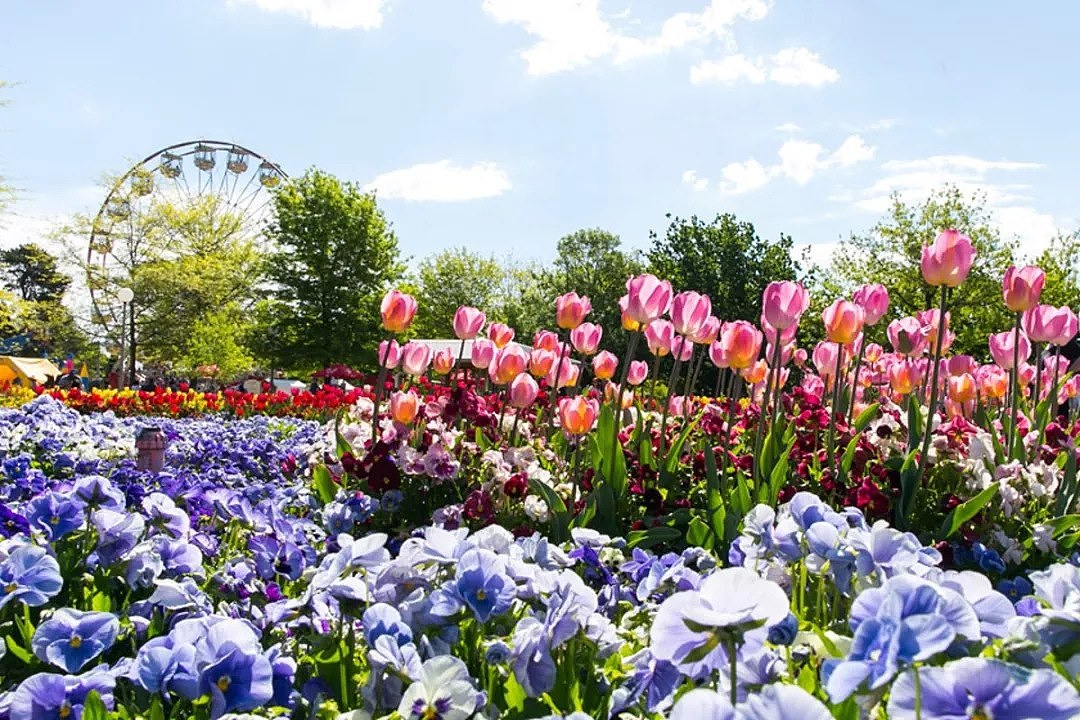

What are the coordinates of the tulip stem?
(610, 331, 642, 491)
(1006, 312, 1021, 459)
(826, 341, 844, 477)
(917, 287, 949, 481)
(659, 337, 687, 459)
(726, 637, 739, 707)
(1050, 346, 1062, 419)
(372, 336, 393, 440)
(551, 332, 568, 401)
(847, 339, 867, 427)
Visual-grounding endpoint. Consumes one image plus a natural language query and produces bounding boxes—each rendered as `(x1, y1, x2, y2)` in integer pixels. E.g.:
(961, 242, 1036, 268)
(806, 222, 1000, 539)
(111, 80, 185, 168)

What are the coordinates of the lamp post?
(117, 287, 134, 387)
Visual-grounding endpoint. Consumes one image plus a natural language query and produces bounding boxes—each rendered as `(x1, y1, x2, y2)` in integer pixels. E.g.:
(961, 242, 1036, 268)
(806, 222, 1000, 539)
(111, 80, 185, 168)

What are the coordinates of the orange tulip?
(558, 396, 599, 435)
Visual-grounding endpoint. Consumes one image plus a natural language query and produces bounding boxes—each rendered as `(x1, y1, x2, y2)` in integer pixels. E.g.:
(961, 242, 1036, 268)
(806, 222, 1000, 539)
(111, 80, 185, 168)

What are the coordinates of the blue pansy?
(0, 543, 63, 609)
(429, 548, 516, 623)
(32, 608, 120, 673)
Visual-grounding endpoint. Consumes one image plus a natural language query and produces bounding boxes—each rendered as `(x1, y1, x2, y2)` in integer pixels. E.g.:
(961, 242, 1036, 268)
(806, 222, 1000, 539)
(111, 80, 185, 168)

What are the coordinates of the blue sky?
(1, 0, 1077, 271)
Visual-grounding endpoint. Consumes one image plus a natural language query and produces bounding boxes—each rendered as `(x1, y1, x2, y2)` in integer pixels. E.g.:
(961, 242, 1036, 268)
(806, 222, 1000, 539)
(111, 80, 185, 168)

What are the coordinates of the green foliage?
(256, 168, 404, 372)
(539, 228, 643, 356)
(827, 186, 1017, 357)
(0, 244, 69, 303)
(409, 247, 507, 338)
(1036, 231, 1080, 310)
(179, 304, 256, 379)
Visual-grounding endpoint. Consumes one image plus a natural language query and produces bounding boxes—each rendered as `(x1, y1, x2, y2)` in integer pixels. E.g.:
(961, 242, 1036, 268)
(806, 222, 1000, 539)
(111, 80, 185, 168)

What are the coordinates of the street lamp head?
(117, 287, 134, 303)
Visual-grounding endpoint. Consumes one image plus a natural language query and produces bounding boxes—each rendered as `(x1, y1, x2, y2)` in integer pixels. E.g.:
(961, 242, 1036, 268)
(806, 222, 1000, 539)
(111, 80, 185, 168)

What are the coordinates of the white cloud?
(691, 46, 840, 87)
(996, 206, 1059, 260)
(869, 118, 897, 131)
(706, 134, 875, 194)
(228, 0, 388, 29)
(363, 160, 512, 202)
(689, 53, 765, 84)
(718, 159, 772, 194)
(482, 0, 772, 76)
(774, 122, 802, 133)
(682, 170, 709, 191)
(767, 47, 839, 86)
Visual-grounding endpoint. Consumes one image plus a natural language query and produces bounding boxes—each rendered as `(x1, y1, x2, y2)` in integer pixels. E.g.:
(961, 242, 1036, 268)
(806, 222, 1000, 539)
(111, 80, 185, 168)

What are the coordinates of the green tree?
(539, 228, 643, 355)
(827, 186, 1017, 357)
(257, 168, 403, 371)
(1035, 232, 1080, 310)
(497, 258, 549, 342)
(0, 243, 72, 302)
(409, 247, 506, 338)
(648, 213, 802, 323)
(180, 304, 255, 379)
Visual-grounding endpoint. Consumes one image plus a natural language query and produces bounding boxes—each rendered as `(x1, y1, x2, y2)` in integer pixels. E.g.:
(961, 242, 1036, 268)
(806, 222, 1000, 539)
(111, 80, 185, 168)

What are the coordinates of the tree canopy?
(255, 168, 403, 372)
(0, 243, 71, 303)
(408, 247, 507, 339)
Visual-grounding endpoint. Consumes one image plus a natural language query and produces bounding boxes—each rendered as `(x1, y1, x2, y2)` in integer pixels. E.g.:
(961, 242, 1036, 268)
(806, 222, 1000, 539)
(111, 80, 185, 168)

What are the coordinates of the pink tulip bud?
(976, 364, 1008, 400)
(592, 350, 618, 380)
(921, 229, 976, 287)
(470, 339, 496, 370)
(741, 359, 768, 385)
(852, 283, 890, 326)
(672, 336, 693, 362)
(547, 359, 580, 389)
(555, 292, 592, 330)
(626, 360, 648, 386)
(888, 358, 923, 395)
(793, 348, 808, 367)
(948, 373, 976, 403)
(453, 306, 486, 340)
(624, 274, 673, 325)
(802, 373, 825, 400)
(401, 341, 433, 377)
(989, 330, 1031, 370)
(764, 342, 794, 368)
(487, 322, 515, 348)
(508, 373, 539, 408)
(864, 343, 883, 363)
(380, 289, 418, 333)
(389, 390, 420, 424)
(761, 281, 810, 331)
(822, 299, 865, 345)
(1022, 305, 1077, 345)
(812, 341, 844, 377)
(528, 348, 556, 378)
(558, 396, 599, 435)
(946, 355, 977, 377)
(533, 329, 559, 351)
(1057, 308, 1079, 346)
(670, 291, 712, 338)
(887, 317, 928, 357)
(709, 340, 729, 369)
(645, 319, 675, 357)
(489, 343, 529, 385)
(431, 348, 455, 375)
(761, 318, 798, 346)
(1002, 265, 1046, 313)
(690, 315, 721, 345)
(605, 381, 633, 409)
(570, 322, 603, 355)
(378, 339, 402, 369)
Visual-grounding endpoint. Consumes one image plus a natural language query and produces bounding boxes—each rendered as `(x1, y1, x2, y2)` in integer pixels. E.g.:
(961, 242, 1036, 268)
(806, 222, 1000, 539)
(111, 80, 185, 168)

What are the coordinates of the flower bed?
(2, 233, 1080, 718)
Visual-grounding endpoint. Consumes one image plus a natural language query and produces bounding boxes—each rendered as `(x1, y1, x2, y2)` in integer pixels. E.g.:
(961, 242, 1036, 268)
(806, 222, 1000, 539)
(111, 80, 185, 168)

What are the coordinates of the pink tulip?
(555, 292, 592, 330)
(377, 339, 402, 369)
(470, 339, 496, 370)
(645, 319, 675, 357)
(453, 306, 486, 340)
(802, 373, 825, 400)
(761, 281, 810, 331)
(742, 359, 768, 385)
(431, 348, 455, 375)
(764, 342, 794, 368)
(887, 317, 928, 357)
(624, 274, 673, 325)
(487, 322, 515, 348)
(812, 341, 843, 377)
(852, 283, 890, 326)
(690, 315, 721, 345)
(888, 358, 923, 395)
(401, 341, 432, 376)
(822, 299, 865, 345)
(570, 322, 603, 355)
(1023, 305, 1077, 345)
(508, 373, 539, 408)
(605, 381, 633, 409)
(547, 360, 579, 389)
(672, 336, 693, 362)
(667, 395, 686, 417)
(1063, 375, 1080, 400)
(670, 291, 712, 338)
(989, 330, 1031, 370)
(761, 318, 798, 346)
(708, 340, 728, 369)
(1002, 265, 1045, 313)
(592, 350, 618, 380)
(921, 229, 976, 287)
(618, 295, 641, 332)
(489, 343, 529, 385)
(389, 390, 420, 424)
(976, 365, 1008, 400)
(946, 355, 977, 377)
(1056, 308, 1080, 346)
(626, 360, 648, 386)
(533, 329, 559, 351)
(558, 396, 599, 435)
(864, 343, 883, 363)
(528, 348, 557, 378)
(793, 348, 808, 367)
(918, 308, 954, 355)
(948, 373, 977, 403)
(380, 289, 418, 333)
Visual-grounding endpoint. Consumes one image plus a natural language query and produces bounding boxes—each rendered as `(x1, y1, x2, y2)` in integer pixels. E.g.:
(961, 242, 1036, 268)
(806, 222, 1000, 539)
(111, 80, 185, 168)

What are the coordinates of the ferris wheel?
(86, 139, 287, 340)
